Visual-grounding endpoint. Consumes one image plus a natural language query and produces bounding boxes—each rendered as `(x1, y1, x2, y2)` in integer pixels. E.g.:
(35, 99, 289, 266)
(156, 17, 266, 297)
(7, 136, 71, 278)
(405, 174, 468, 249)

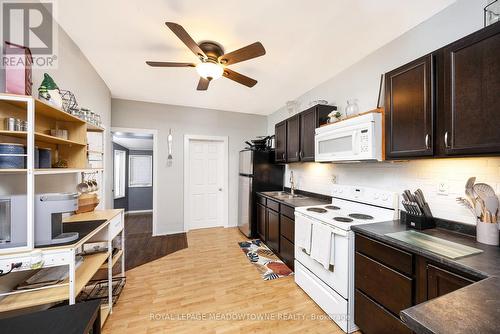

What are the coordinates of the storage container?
(0, 143, 25, 169)
(38, 148, 52, 168)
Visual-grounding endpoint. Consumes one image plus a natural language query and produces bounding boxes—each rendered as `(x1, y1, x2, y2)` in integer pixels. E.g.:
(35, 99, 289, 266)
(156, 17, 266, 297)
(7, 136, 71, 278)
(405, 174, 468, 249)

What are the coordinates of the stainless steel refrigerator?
(238, 149, 284, 237)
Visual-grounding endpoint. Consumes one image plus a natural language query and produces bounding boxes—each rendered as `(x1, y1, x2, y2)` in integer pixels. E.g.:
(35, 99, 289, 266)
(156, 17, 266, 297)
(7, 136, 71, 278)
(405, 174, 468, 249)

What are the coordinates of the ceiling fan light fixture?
(196, 61, 224, 80)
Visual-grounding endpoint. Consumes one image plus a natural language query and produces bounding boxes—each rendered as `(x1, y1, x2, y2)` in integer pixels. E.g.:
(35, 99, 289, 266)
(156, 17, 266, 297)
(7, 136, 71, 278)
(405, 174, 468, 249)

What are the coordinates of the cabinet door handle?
(444, 131, 450, 149)
(299, 151, 303, 160)
(282, 153, 285, 160)
(425, 134, 430, 150)
(295, 151, 298, 158)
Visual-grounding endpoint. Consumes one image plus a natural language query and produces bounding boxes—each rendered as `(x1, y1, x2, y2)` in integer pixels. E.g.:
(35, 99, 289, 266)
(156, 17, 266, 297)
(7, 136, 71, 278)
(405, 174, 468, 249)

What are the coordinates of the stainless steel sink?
(262, 191, 308, 200)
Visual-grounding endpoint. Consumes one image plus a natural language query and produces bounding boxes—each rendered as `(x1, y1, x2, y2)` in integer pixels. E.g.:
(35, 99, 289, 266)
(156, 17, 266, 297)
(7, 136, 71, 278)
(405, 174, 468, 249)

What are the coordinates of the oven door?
(294, 213, 350, 299)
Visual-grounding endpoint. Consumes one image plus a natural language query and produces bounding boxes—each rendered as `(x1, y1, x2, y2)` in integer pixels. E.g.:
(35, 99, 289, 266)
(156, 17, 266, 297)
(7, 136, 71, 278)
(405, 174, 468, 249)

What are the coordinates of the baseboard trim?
(153, 229, 187, 236)
(126, 210, 153, 215)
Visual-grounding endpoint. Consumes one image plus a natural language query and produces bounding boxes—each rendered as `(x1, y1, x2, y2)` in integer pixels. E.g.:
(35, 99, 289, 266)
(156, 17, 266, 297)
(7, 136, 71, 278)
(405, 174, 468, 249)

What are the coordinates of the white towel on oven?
(310, 222, 334, 270)
(295, 215, 312, 254)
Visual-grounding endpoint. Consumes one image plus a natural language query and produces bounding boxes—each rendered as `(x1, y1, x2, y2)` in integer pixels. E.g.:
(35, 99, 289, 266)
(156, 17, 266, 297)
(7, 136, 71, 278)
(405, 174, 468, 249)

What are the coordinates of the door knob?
(218, 188, 223, 192)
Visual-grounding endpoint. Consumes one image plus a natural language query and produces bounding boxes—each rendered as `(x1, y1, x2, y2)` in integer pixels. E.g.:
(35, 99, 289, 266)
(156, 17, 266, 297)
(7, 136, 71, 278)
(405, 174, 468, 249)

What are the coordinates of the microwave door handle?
(352, 131, 358, 155)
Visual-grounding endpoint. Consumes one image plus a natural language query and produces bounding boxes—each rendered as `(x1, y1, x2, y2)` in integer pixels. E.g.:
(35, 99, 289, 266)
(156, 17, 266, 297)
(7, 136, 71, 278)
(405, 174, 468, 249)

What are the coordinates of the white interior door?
(187, 139, 225, 230)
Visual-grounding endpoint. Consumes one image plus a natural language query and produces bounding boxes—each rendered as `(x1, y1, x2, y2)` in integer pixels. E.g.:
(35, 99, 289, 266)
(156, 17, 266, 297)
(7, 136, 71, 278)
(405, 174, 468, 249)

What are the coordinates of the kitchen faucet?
(290, 171, 296, 196)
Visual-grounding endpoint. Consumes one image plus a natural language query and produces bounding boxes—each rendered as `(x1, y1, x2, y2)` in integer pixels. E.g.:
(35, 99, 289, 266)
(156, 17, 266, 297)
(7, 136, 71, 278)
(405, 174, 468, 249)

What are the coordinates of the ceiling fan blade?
(146, 61, 195, 67)
(165, 22, 207, 59)
(197, 77, 210, 91)
(223, 68, 257, 88)
(218, 42, 266, 65)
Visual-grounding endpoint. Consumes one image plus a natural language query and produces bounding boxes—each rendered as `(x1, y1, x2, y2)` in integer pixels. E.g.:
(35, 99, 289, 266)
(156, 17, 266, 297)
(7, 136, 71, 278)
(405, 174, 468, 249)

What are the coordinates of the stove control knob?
(382, 194, 389, 201)
(339, 189, 343, 194)
(332, 189, 338, 194)
(374, 193, 380, 200)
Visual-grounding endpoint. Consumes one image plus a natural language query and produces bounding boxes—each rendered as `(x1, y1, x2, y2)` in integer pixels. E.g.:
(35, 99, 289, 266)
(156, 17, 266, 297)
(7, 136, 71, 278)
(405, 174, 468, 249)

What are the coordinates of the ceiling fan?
(146, 22, 266, 91)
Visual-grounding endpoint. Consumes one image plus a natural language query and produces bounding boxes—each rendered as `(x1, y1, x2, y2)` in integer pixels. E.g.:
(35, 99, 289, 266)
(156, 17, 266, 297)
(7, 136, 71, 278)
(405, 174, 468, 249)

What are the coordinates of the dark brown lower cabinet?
(266, 208, 280, 253)
(279, 236, 294, 270)
(426, 263, 475, 300)
(255, 195, 295, 271)
(256, 203, 266, 241)
(355, 290, 412, 334)
(354, 233, 478, 334)
(355, 253, 413, 315)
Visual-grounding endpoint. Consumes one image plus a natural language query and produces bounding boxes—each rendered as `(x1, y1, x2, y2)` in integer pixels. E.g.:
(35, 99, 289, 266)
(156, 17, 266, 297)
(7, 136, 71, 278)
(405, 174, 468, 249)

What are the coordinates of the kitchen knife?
(416, 189, 433, 218)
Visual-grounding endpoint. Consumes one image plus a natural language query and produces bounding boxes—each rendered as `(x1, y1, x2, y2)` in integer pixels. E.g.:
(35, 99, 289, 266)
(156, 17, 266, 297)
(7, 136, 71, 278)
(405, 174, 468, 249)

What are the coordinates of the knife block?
(400, 211, 435, 230)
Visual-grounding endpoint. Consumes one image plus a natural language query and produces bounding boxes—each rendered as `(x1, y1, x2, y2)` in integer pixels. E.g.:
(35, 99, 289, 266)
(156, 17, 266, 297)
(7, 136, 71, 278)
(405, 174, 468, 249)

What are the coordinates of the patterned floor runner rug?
(238, 239, 293, 281)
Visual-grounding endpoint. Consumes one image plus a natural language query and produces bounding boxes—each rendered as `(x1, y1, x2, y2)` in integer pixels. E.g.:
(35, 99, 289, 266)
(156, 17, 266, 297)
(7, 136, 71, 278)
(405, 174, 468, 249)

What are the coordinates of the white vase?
(476, 220, 499, 246)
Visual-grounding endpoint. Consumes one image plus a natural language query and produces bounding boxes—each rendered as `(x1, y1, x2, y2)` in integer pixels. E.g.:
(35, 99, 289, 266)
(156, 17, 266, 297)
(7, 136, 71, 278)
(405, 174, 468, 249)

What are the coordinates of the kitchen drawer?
(355, 252, 413, 315)
(267, 199, 280, 212)
(257, 195, 266, 206)
(280, 214, 294, 242)
(109, 213, 123, 239)
(355, 234, 413, 276)
(280, 204, 295, 220)
(279, 236, 294, 271)
(355, 289, 412, 334)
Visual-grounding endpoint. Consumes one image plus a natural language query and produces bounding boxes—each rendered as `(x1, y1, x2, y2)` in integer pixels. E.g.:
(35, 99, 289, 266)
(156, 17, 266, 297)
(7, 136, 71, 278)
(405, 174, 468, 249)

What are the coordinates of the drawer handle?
(444, 131, 450, 149)
(425, 134, 430, 150)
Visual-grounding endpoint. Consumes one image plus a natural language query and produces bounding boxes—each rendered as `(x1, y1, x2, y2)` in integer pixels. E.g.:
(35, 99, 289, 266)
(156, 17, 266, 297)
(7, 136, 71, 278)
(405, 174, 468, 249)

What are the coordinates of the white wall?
(111, 98, 267, 235)
(269, 0, 497, 225)
(285, 159, 500, 225)
(0, 17, 112, 207)
(268, 0, 485, 134)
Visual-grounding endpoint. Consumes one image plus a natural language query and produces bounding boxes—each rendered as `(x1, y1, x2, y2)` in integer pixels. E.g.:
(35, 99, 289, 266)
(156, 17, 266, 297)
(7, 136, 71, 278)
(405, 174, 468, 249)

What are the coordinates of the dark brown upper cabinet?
(385, 55, 434, 159)
(385, 22, 500, 159)
(437, 22, 500, 156)
(286, 115, 301, 162)
(275, 120, 287, 163)
(275, 105, 334, 163)
(300, 105, 332, 161)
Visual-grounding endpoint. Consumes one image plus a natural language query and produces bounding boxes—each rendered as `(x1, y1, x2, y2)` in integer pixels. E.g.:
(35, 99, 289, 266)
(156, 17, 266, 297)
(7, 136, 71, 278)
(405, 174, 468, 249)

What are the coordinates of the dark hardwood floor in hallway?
(124, 213, 187, 270)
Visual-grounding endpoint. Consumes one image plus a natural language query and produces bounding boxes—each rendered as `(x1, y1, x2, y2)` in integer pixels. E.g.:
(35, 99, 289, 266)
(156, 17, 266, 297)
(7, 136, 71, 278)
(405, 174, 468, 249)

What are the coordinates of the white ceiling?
(113, 135, 153, 151)
(57, 0, 455, 115)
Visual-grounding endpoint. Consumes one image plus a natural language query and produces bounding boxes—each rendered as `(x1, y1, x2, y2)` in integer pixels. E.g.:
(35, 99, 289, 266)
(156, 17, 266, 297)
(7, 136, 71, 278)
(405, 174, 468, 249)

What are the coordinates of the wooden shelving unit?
(0, 252, 108, 312)
(0, 168, 27, 174)
(99, 249, 123, 270)
(87, 123, 105, 132)
(34, 168, 103, 175)
(101, 304, 111, 326)
(0, 93, 102, 170)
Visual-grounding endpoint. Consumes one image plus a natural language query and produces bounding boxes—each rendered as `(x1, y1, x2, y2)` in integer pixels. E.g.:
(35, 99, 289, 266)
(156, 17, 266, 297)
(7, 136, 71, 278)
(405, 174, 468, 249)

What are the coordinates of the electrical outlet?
(331, 175, 337, 184)
(438, 182, 449, 196)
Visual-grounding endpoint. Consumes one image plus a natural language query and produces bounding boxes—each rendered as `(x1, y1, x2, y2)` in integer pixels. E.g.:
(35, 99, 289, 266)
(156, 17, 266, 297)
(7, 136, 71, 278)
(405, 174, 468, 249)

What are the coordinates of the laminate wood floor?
(103, 227, 345, 334)
(124, 213, 188, 270)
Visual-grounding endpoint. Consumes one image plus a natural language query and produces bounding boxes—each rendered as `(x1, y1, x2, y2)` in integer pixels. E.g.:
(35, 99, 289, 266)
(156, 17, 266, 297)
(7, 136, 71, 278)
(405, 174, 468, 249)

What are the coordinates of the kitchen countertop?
(257, 191, 330, 208)
(352, 221, 500, 334)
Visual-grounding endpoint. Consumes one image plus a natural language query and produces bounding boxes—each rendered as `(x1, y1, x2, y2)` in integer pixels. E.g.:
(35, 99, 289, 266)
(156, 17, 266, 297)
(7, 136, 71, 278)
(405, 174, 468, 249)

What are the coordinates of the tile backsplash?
(285, 157, 500, 225)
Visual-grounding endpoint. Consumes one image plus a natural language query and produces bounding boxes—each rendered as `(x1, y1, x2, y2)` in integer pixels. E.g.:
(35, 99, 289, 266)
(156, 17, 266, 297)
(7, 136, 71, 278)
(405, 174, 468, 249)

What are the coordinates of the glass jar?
(345, 99, 359, 117)
(485, 0, 499, 26)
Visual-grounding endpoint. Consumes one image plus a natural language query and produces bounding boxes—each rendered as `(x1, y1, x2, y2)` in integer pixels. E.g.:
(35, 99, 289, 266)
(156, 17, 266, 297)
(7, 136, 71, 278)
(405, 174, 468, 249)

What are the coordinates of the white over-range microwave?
(315, 112, 383, 162)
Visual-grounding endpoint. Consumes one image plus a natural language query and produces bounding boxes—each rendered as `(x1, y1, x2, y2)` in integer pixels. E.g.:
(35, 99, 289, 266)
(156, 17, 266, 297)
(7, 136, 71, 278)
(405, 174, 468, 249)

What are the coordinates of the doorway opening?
(111, 128, 158, 236)
(184, 135, 229, 232)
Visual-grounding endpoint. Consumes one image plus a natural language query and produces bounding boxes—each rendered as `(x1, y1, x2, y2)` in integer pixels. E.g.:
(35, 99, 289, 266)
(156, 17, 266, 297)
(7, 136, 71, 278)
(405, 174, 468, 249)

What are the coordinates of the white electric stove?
(294, 185, 398, 333)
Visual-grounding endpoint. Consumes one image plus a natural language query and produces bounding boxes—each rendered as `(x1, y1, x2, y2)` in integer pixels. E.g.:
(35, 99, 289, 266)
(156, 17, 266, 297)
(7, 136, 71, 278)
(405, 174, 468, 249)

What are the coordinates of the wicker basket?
(76, 193, 100, 214)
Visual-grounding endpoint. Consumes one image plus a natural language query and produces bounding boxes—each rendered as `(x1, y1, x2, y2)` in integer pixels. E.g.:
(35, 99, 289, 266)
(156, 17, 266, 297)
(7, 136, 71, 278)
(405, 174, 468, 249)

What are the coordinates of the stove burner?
(333, 217, 354, 223)
(325, 205, 340, 210)
(307, 207, 327, 213)
(348, 213, 374, 220)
